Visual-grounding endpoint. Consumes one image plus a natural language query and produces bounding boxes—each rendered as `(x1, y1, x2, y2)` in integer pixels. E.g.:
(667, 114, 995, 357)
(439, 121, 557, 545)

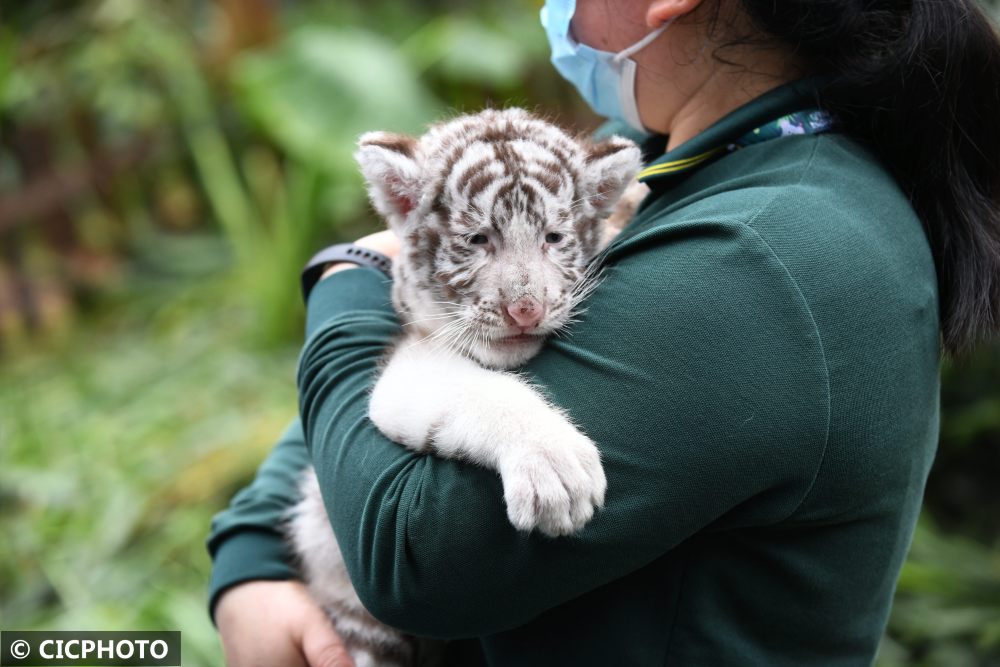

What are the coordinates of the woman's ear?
(580, 136, 644, 218)
(354, 132, 422, 231)
(646, 0, 705, 28)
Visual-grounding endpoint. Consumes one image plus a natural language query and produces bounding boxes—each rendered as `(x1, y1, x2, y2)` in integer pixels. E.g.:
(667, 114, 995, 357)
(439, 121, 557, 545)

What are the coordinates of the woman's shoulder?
(640, 132, 923, 242)
(736, 133, 938, 324)
(626, 133, 938, 315)
(609, 133, 941, 521)
(608, 129, 940, 402)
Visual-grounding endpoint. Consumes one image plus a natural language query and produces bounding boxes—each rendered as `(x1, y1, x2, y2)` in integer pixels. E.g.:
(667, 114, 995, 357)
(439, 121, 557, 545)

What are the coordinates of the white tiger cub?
(289, 108, 643, 667)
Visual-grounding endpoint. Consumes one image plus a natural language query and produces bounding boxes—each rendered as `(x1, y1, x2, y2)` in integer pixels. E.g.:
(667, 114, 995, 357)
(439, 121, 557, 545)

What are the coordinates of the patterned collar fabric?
(730, 109, 836, 148)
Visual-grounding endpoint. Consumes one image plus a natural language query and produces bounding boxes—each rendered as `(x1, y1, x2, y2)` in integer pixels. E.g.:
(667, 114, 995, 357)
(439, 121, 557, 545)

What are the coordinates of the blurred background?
(0, 1, 997, 665)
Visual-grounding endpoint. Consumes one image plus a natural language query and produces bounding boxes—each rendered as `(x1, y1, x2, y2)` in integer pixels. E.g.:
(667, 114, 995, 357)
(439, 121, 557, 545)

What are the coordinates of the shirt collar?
(636, 76, 833, 186)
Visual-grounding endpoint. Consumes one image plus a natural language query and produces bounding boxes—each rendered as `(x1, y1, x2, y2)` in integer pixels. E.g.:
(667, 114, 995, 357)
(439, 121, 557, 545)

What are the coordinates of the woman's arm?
(207, 229, 401, 622)
(206, 419, 309, 620)
(299, 218, 831, 639)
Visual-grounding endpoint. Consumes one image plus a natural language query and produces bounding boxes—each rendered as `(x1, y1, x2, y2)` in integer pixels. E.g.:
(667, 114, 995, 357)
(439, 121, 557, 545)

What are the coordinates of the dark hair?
(728, 0, 1000, 357)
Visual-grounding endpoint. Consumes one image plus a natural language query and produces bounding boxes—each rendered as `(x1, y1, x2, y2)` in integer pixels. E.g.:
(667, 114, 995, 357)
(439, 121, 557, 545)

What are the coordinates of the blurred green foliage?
(0, 279, 298, 664)
(0, 1, 998, 666)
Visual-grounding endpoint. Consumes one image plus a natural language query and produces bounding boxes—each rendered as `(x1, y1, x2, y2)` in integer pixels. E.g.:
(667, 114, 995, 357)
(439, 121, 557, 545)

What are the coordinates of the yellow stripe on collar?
(636, 146, 727, 181)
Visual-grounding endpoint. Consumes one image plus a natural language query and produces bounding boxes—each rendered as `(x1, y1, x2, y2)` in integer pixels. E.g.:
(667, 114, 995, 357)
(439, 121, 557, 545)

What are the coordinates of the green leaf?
(400, 16, 532, 88)
(232, 26, 441, 177)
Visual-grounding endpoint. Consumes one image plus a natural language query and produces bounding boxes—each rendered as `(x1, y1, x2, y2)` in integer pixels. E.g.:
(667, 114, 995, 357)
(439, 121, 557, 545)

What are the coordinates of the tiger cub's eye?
(469, 233, 489, 245)
(545, 232, 564, 244)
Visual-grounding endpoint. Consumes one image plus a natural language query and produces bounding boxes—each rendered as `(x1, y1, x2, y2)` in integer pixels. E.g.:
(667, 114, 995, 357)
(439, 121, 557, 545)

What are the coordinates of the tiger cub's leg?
(289, 469, 418, 667)
(368, 336, 606, 536)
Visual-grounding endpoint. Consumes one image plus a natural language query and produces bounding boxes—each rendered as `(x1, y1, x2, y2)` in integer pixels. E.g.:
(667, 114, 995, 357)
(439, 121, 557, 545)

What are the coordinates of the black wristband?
(301, 242, 393, 303)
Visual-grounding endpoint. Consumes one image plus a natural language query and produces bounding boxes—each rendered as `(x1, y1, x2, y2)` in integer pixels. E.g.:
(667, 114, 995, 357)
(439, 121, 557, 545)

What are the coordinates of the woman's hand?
(321, 229, 401, 280)
(216, 580, 355, 667)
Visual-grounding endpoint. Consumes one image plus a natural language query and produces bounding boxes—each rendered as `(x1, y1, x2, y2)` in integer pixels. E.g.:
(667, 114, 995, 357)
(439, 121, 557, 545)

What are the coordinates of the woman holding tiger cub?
(209, 0, 1000, 665)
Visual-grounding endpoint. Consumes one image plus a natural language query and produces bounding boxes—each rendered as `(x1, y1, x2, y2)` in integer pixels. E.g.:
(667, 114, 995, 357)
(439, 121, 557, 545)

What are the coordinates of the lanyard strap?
(637, 109, 836, 181)
(731, 109, 836, 148)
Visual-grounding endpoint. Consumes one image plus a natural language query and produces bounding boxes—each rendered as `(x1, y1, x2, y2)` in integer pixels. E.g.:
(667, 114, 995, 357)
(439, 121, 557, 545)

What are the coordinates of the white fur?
(582, 136, 646, 218)
(368, 337, 607, 535)
(355, 131, 423, 231)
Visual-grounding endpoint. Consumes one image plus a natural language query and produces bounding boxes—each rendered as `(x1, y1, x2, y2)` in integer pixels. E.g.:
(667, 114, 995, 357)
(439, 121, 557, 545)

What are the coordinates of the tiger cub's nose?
(505, 297, 545, 328)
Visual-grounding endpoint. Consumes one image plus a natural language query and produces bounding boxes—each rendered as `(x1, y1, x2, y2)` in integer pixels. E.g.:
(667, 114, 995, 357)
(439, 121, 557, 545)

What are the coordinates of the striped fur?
(288, 109, 643, 666)
(357, 107, 642, 368)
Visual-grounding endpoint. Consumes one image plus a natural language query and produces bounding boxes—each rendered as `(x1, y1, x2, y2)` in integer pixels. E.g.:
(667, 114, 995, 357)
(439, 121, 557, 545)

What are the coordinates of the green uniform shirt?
(207, 78, 941, 666)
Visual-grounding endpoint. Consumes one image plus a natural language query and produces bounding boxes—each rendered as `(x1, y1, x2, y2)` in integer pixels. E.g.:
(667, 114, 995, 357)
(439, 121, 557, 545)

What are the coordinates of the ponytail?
(735, 0, 1000, 356)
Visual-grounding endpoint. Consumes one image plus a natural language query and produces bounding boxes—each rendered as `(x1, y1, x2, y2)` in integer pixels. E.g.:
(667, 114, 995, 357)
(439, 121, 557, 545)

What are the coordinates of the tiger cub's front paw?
(498, 421, 607, 537)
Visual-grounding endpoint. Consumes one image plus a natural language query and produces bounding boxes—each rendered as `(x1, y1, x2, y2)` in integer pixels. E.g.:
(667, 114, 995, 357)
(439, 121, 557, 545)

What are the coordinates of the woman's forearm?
(206, 419, 311, 623)
(297, 224, 830, 638)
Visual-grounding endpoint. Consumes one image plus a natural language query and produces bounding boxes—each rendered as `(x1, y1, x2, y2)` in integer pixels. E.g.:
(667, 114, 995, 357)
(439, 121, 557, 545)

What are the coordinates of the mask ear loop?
(612, 18, 674, 63)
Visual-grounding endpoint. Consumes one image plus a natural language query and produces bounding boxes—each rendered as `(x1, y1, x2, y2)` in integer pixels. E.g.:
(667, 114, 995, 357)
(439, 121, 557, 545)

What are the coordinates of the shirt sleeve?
(298, 221, 831, 639)
(205, 419, 309, 623)
(202, 267, 415, 623)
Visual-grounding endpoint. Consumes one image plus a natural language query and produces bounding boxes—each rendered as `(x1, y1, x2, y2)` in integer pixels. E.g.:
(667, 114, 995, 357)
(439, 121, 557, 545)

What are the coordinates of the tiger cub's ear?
(354, 131, 423, 231)
(580, 136, 643, 218)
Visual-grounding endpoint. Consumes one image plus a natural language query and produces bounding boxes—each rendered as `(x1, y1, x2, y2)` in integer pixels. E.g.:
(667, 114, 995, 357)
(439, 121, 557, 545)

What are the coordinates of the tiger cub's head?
(355, 108, 642, 370)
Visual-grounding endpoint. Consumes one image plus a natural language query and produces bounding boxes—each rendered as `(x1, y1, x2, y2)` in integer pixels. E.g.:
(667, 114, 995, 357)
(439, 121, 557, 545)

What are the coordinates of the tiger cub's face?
(355, 108, 642, 370)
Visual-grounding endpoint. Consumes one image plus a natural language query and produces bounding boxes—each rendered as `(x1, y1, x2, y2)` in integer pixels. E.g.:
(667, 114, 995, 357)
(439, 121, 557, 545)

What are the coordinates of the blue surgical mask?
(541, 0, 673, 133)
